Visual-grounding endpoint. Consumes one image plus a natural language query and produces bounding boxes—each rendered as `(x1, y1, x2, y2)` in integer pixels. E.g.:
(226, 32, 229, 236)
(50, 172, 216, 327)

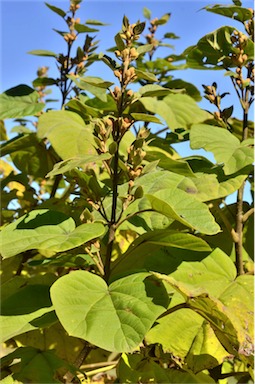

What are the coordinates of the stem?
(104, 146, 119, 282)
(63, 342, 92, 383)
(235, 86, 250, 276)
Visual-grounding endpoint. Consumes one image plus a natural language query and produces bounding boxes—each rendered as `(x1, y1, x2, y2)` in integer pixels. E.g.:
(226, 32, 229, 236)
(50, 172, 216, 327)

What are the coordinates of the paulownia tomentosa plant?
(0, 0, 254, 383)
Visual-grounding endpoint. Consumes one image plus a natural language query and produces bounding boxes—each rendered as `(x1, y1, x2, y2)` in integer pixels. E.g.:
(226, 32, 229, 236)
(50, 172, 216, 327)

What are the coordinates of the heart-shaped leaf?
(50, 271, 169, 352)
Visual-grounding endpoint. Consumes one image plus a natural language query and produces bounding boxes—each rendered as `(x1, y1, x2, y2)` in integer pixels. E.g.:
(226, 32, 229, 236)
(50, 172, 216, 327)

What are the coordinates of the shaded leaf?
(0, 347, 72, 383)
(0, 307, 53, 343)
(50, 271, 169, 352)
(32, 77, 57, 87)
(111, 230, 211, 278)
(117, 352, 214, 383)
(0, 209, 105, 258)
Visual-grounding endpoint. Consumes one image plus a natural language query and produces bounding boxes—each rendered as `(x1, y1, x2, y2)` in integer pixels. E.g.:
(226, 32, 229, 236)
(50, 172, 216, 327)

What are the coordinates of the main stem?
(104, 147, 119, 281)
(235, 89, 249, 276)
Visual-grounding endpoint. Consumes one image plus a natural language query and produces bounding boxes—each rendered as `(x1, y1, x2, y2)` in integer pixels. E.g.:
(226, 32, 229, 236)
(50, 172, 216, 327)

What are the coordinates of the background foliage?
(0, 0, 254, 383)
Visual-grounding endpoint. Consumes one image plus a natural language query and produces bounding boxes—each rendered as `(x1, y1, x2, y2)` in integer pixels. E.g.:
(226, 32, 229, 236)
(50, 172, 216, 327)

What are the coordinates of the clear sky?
(0, 0, 253, 202)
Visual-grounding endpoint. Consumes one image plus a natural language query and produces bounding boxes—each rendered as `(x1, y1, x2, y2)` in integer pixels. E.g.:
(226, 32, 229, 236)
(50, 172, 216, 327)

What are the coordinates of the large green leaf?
(0, 85, 44, 119)
(146, 188, 221, 235)
(139, 94, 209, 131)
(204, 5, 253, 23)
(37, 110, 96, 159)
(50, 271, 169, 353)
(150, 251, 253, 361)
(185, 26, 254, 70)
(177, 172, 247, 201)
(190, 124, 254, 174)
(111, 230, 211, 278)
(0, 209, 105, 258)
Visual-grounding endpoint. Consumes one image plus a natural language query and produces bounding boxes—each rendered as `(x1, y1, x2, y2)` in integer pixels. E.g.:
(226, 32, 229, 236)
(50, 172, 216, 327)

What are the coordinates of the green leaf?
(133, 22, 146, 35)
(46, 153, 112, 177)
(0, 209, 105, 258)
(0, 85, 44, 119)
(68, 75, 113, 102)
(146, 188, 221, 235)
(50, 271, 169, 352)
(154, 13, 171, 26)
(1, 133, 55, 178)
(1, 347, 72, 383)
(136, 44, 154, 55)
(115, 33, 125, 51)
(28, 49, 58, 57)
(164, 32, 179, 39)
(0, 307, 53, 343)
(178, 171, 247, 202)
(190, 124, 254, 174)
(205, 5, 253, 23)
(144, 146, 195, 177)
(185, 26, 254, 70)
(138, 84, 172, 97)
(165, 79, 202, 101)
(45, 2, 66, 17)
(139, 95, 209, 131)
(32, 77, 57, 87)
(0, 119, 7, 140)
(111, 230, 211, 277)
(135, 69, 158, 82)
(151, 259, 253, 360)
(131, 113, 162, 124)
(1, 284, 52, 315)
(117, 353, 214, 383)
(37, 110, 96, 159)
(143, 7, 151, 20)
(85, 19, 108, 26)
(74, 23, 98, 33)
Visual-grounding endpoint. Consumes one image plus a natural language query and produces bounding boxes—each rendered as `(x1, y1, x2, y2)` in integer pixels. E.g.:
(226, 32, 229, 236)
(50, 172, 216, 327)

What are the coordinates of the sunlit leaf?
(190, 124, 254, 174)
(204, 5, 253, 23)
(146, 188, 221, 235)
(0, 209, 105, 258)
(28, 50, 58, 57)
(0, 85, 44, 119)
(51, 271, 169, 352)
(37, 110, 96, 159)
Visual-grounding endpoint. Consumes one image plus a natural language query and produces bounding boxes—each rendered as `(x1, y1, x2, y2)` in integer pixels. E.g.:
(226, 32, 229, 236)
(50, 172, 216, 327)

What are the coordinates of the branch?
(242, 207, 254, 222)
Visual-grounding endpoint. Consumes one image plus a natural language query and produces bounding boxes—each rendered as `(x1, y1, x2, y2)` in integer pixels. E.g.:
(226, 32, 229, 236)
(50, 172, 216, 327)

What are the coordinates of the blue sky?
(1, 0, 253, 202)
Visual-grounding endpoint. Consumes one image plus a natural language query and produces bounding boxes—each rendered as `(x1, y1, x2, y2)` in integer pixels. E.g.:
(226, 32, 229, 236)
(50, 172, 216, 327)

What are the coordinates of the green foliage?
(0, 0, 254, 383)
